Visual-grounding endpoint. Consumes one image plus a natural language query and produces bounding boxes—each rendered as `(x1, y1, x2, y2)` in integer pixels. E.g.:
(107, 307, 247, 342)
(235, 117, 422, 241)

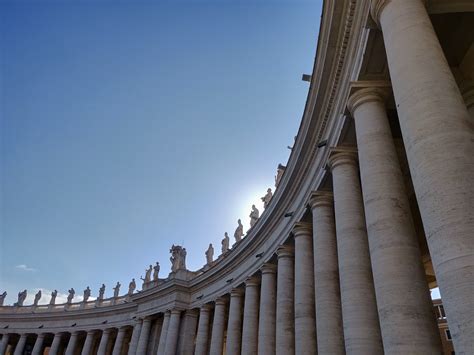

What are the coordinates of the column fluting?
(371, 1, 474, 351)
(257, 263, 277, 355)
(309, 191, 345, 355)
(241, 276, 260, 355)
(328, 148, 383, 354)
(157, 311, 170, 355)
(32, 333, 46, 355)
(164, 309, 182, 355)
(209, 297, 227, 355)
(195, 305, 212, 355)
(112, 327, 127, 355)
(225, 288, 244, 355)
(65, 332, 79, 355)
(276, 245, 295, 355)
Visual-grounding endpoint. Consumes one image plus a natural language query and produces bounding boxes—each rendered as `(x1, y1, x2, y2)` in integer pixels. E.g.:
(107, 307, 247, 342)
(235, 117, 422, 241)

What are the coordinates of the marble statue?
(144, 265, 152, 283)
(33, 290, 42, 306)
(222, 232, 230, 253)
(234, 219, 244, 242)
(98, 284, 106, 300)
(113, 282, 121, 298)
(50, 290, 57, 305)
(128, 279, 136, 296)
(275, 164, 286, 188)
(261, 188, 273, 209)
(67, 288, 75, 304)
(170, 245, 187, 272)
(83, 287, 91, 303)
(249, 205, 260, 228)
(16, 290, 27, 306)
(0, 291, 6, 306)
(205, 243, 214, 265)
(153, 262, 160, 280)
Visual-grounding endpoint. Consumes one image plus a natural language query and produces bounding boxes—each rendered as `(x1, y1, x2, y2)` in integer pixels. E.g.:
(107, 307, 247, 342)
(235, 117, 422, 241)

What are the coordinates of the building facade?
(1, 0, 473, 354)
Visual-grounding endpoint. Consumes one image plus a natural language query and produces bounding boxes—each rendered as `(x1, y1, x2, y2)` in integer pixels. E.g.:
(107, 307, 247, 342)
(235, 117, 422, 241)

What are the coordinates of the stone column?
(241, 276, 260, 355)
(164, 309, 181, 355)
(65, 332, 79, 355)
(276, 245, 295, 355)
(179, 309, 198, 355)
(226, 289, 244, 355)
(0, 334, 9, 355)
(293, 222, 317, 355)
(32, 333, 46, 355)
(195, 305, 212, 355)
(371, 1, 474, 352)
(128, 318, 143, 355)
(348, 87, 442, 353)
(50, 332, 63, 355)
(309, 191, 344, 355)
(157, 311, 170, 355)
(97, 328, 112, 355)
(136, 317, 152, 355)
(257, 263, 277, 355)
(112, 327, 127, 355)
(13, 334, 27, 355)
(328, 148, 383, 354)
(209, 297, 227, 355)
(80, 331, 95, 355)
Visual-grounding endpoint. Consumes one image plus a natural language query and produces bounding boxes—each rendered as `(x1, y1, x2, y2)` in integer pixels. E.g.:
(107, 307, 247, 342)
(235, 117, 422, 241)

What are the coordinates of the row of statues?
(141, 262, 160, 284)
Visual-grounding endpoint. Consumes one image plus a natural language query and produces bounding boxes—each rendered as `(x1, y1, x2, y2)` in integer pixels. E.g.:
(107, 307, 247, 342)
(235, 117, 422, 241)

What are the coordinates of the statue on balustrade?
(16, 290, 27, 306)
(261, 188, 273, 209)
(33, 290, 42, 306)
(222, 232, 230, 253)
(113, 282, 121, 298)
(234, 219, 244, 242)
(275, 164, 286, 188)
(49, 290, 57, 305)
(98, 284, 106, 300)
(153, 262, 160, 280)
(128, 279, 136, 296)
(205, 243, 214, 265)
(170, 245, 187, 272)
(0, 291, 7, 306)
(83, 286, 91, 302)
(144, 265, 152, 283)
(249, 205, 260, 228)
(67, 288, 75, 304)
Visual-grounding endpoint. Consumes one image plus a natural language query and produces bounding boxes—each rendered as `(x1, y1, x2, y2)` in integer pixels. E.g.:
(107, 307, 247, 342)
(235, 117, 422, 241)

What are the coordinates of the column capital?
(170, 309, 182, 316)
(230, 288, 244, 298)
(370, 0, 391, 27)
(327, 147, 358, 171)
(116, 326, 128, 333)
(85, 330, 96, 336)
(308, 191, 333, 210)
(185, 309, 199, 318)
(292, 222, 312, 238)
(141, 317, 152, 324)
(36, 333, 46, 339)
(199, 303, 213, 313)
(260, 263, 277, 275)
(347, 86, 390, 115)
(245, 275, 261, 287)
(215, 297, 227, 306)
(101, 328, 113, 335)
(276, 245, 294, 259)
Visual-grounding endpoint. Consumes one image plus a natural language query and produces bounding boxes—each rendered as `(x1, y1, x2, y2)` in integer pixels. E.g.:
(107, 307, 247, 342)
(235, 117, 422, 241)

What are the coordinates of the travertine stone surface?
(293, 222, 317, 355)
(225, 289, 244, 355)
(209, 298, 227, 355)
(328, 148, 383, 355)
(258, 263, 277, 355)
(80, 331, 95, 355)
(129, 319, 143, 355)
(348, 87, 442, 354)
(372, 0, 474, 352)
(136, 318, 152, 355)
(180, 309, 199, 355)
(65, 332, 78, 355)
(32, 333, 45, 355)
(50, 333, 63, 355)
(157, 311, 170, 355)
(276, 245, 295, 355)
(195, 305, 212, 355)
(164, 310, 181, 355)
(13, 334, 26, 355)
(0, 334, 9, 355)
(112, 327, 127, 355)
(97, 329, 112, 355)
(241, 276, 260, 355)
(309, 191, 345, 355)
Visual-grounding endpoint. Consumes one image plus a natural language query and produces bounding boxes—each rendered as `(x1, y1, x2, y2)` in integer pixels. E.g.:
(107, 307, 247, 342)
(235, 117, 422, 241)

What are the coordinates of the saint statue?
(234, 219, 244, 242)
(83, 286, 91, 303)
(0, 291, 6, 306)
(170, 245, 187, 272)
(261, 188, 273, 209)
(33, 290, 42, 306)
(275, 164, 286, 189)
(153, 262, 160, 280)
(98, 284, 106, 300)
(16, 290, 27, 306)
(67, 288, 75, 304)
(221, 232, 230, 254)
(205, 243, 214, 265)
(144, 265, 152, 283)
(249, 205, 260, 228)
(50, 290, 57, 305)
(113, 282, 121, 298)
(128, 279, 136, 296)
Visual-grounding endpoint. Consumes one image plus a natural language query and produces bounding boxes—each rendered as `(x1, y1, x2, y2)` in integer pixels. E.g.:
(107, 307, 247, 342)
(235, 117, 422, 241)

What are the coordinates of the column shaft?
(329, 149, 383, 354)
(32, 334, 46, 355)
(225, 289, 244, 355)
(241, 277, 260, 355)
(372, 0, 474, 352)
(179, 309, 198, 355)
(276, 246, 295, 355)
(209, 298, 227, 355)
(349, 87, 442, 353)
(164, 310, 181, 355)
(157, 311, 170, 355)
(97, 329, 112, 355)
(112, 327, 127, 355)
(0, 334, 9, 355)
(310, 192, 345, 355)
(13, 334, 27, 355)
(50, 333, 63, 355)
(194, 305, 212, 355)
(257, 263, 277, 355)
(136, 318, 152, 355)
(128, 319, 143, 355)
(65, 332, 79, 355)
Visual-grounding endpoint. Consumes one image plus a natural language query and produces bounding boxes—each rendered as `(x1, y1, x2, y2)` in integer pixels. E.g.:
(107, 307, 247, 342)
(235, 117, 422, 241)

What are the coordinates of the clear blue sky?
(0, 0, 322, 305)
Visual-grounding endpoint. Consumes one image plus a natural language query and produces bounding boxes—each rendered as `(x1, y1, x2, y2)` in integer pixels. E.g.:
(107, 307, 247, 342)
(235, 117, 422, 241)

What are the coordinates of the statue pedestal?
(168, 269, 197, 281)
